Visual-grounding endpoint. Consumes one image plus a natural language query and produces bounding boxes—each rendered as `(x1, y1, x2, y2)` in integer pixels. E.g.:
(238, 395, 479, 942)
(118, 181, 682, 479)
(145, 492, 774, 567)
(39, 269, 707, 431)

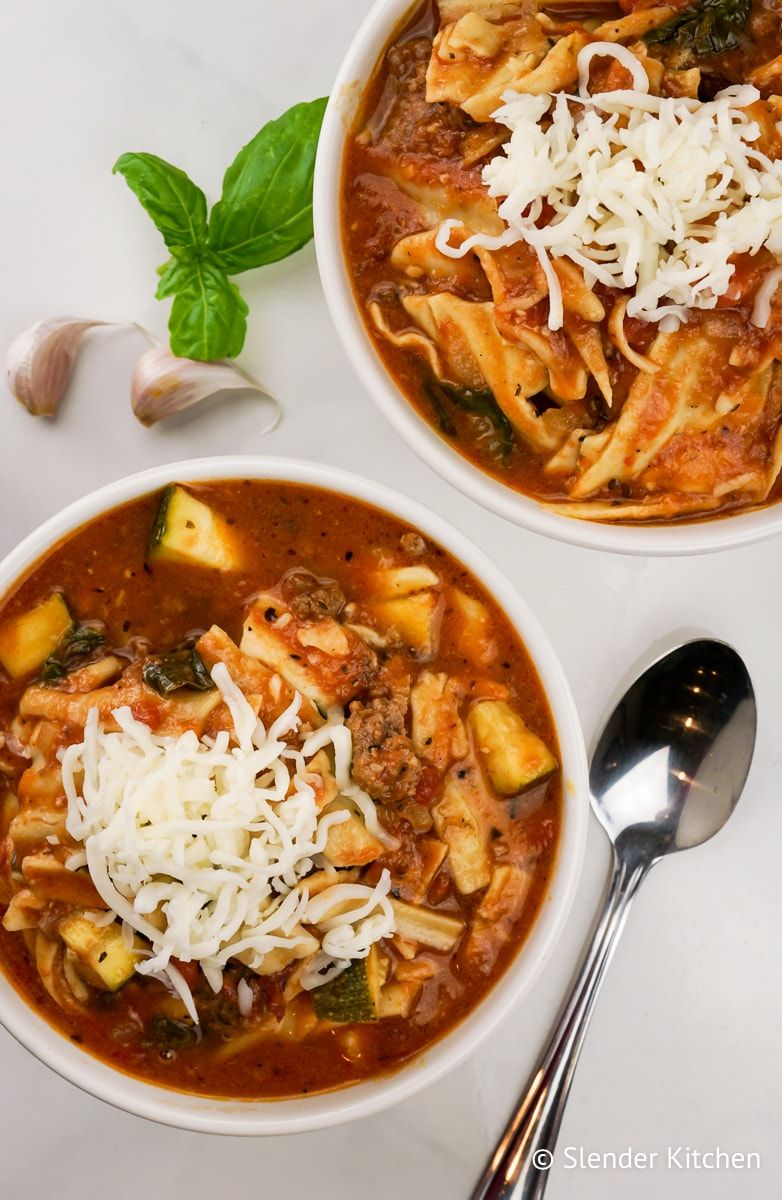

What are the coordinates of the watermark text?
(531, 1146, 761, 1173)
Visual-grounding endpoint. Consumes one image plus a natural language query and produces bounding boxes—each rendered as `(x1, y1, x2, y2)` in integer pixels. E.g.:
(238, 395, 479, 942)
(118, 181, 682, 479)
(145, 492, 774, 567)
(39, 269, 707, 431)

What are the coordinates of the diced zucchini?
(322, 800, 386, 867)
(0, 593, 73, 679)
(58, 913, 138, 991)
(372, 591, 442, 660)
(373, 565, 440, 597)
(433, 769, 492, 894)
(390, 898, 463, 951)
(148, 485, 242, 572)
(312, 945, 384, 1022)
(378, 980, 421, 1019)
(468, 700, 558, 795)
(411, 671, 468, 769)
(450, 588, 497, 667)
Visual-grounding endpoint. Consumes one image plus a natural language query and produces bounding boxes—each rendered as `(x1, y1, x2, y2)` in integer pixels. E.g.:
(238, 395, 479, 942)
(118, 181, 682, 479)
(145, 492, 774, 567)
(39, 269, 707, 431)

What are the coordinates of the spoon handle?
(469, 854, 648, 1200)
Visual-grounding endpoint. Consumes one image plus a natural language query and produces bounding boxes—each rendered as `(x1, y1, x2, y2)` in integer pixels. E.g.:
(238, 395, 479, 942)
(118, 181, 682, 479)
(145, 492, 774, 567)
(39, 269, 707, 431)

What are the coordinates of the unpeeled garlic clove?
(130, 345, 278, 428)
(6, 317, 105, 417)
(6, 319, 280, 430)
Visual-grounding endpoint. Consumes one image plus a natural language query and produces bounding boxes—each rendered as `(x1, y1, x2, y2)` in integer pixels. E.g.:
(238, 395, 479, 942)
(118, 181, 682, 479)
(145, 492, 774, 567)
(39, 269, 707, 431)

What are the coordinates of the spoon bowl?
(590, 640, 756, 861)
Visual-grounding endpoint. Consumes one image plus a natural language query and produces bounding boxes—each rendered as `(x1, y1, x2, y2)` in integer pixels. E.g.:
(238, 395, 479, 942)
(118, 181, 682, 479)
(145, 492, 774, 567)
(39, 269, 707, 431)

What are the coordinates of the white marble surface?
(0, 2, 780, 1197)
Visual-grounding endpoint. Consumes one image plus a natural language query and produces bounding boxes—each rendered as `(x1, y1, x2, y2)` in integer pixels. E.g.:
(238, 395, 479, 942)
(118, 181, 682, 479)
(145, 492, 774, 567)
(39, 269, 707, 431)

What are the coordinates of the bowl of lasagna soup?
(316, 0, 782, 553)
(0, 457, 587, 1133)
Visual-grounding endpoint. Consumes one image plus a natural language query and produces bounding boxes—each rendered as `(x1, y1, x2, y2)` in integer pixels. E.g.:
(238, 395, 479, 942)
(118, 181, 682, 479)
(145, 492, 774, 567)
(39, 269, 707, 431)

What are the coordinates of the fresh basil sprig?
(113, 97, 327, 362)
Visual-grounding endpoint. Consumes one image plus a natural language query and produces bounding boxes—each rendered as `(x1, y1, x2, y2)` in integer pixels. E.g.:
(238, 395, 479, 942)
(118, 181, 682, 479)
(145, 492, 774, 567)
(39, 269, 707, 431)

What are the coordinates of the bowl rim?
(0, 455, 588, 1135)
(313, 0, 782, 558)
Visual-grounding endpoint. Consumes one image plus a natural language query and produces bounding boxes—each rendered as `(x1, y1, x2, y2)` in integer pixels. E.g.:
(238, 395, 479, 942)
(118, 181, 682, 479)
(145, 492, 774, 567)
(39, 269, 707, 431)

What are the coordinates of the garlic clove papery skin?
(130, 345, 279, 429)
(6, 317, 105, 417)
(6, 319, 279, 431)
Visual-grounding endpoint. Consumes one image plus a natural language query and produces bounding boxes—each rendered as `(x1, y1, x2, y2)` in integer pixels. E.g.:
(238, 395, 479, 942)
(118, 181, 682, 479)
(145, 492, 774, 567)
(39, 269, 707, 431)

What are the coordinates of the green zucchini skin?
(147, 484, 241, 571)
(0, 592, 74, 679)
(148, 485, 175, 556)
(312, 958, 378, 1023)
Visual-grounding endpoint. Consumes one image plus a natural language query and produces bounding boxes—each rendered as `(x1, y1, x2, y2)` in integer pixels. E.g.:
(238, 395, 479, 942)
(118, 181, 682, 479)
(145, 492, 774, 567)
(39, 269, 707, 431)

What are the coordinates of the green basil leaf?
(167, 257, 249, 361)
(113, 152, 208, 259)
(208, 97, 328, 273)
(156, 257, 193, 300)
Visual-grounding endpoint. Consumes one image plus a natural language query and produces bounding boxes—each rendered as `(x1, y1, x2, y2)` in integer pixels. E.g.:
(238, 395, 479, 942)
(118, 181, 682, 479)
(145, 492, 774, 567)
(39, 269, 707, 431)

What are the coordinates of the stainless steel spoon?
(470, 639, 756, 1200)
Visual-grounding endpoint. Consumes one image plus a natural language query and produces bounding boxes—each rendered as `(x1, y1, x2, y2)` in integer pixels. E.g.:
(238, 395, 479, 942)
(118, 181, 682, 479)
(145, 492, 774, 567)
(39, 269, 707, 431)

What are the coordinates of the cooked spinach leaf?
(144, 1014, 197, 1050)
(424, 380, 457, 437)
(427, 380, 514, 459)
(446, 384, 514, 457)
(645, 0, 750, 56)
(40, 661, 66, 683)
(41, 623, 105, 683)
(142, 643, 214, 696)
(62, 625, 105, 658)
(114, 98, 327, 362)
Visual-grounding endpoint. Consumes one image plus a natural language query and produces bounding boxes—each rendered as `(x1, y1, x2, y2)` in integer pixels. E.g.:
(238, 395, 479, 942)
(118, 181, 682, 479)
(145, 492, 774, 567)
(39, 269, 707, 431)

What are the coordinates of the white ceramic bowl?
(314, 0, 782, 556)
(0, 456, 587, 1134)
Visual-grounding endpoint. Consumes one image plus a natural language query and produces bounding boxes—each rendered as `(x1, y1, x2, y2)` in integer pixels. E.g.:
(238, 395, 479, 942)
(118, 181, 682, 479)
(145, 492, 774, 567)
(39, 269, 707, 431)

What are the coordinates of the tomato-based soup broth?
(342, 1, 782, 523)
(0, 481, 560, 1099)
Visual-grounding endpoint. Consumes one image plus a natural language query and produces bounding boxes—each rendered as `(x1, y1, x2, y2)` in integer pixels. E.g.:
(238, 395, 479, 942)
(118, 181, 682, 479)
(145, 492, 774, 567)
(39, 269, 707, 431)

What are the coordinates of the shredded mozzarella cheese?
(436, 44, 782, 331)
(61, 663, 396, 1020)
(751, 264, 782, 327)
(83, 908, 117, 928)
(236, 977, 254, 1018)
